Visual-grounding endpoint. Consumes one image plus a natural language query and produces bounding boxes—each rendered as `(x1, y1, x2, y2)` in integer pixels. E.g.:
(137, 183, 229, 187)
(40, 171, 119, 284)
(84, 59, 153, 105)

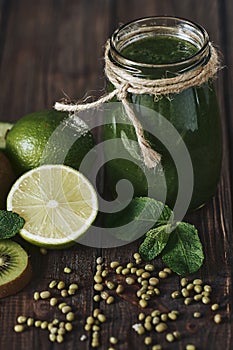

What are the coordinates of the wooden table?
(0, 1, 232, 349)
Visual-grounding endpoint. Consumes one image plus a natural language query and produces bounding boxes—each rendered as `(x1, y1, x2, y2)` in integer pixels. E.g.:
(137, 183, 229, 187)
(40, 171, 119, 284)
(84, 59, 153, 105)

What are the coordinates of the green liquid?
(121, 36, 198, 64)
(104, 35, 222, 210)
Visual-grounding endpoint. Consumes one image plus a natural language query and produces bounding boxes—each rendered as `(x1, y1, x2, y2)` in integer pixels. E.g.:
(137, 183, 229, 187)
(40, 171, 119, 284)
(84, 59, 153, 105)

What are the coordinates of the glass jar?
(103, 16, 222, 211)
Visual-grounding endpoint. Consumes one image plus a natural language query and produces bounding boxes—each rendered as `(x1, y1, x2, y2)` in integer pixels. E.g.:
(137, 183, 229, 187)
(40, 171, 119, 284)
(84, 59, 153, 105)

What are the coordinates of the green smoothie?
(104, 34, 222, 210)
(121, 35, 198, 64)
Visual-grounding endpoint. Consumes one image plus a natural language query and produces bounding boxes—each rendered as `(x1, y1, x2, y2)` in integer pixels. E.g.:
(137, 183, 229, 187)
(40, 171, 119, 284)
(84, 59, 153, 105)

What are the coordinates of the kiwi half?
(0, 240, 32, 298)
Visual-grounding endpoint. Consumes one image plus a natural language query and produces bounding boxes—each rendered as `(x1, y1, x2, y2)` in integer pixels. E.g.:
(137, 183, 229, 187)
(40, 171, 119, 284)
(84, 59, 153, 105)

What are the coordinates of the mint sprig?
(138, 199, 204, 275)
(0, 210, 25, 239)
(105, 196, 204, 275)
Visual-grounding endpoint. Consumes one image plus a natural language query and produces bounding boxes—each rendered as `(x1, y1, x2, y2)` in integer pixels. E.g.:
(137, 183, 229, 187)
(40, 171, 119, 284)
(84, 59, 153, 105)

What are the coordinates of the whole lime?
(0, 151, 15, 209)
(5, 110, 95, 175)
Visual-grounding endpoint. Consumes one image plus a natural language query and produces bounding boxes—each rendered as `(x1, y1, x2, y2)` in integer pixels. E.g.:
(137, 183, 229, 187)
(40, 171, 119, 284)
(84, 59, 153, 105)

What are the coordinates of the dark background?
(0, 1, 232, 349)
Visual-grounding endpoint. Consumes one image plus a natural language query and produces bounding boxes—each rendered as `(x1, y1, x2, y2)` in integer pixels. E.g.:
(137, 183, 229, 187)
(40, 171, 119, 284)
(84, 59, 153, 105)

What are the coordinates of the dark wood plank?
(0, 0, 232, 349)
(218, 0, 233, 187)
(113, 0, 221, 45)
(0, 0, 111, 122)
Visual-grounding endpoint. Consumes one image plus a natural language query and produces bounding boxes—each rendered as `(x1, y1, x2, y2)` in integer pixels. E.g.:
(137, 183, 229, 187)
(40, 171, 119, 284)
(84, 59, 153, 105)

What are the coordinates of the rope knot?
(117, 84, 130, 101)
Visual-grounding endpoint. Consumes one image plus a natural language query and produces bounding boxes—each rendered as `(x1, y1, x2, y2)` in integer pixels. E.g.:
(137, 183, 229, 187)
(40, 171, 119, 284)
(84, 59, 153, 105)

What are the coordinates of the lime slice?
(7, 165, 98, 248)
(0, 122, 13, 150)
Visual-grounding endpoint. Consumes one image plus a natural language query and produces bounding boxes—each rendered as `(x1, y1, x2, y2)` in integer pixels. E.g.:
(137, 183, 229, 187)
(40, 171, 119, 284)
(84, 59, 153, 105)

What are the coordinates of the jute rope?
(54, 40, 220, 168)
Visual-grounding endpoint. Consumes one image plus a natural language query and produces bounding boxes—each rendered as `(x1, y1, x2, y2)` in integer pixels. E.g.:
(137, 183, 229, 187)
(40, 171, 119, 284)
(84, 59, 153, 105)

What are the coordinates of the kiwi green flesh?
(0, 240, 32, 298)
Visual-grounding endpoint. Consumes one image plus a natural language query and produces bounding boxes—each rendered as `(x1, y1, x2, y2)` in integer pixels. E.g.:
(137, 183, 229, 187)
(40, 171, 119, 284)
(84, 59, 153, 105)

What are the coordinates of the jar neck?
(109, 16, 211, 79)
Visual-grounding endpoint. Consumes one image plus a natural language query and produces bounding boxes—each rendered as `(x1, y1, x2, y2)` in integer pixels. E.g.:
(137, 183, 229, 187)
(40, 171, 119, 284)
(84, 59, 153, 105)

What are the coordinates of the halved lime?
(7, 165, 98, 248)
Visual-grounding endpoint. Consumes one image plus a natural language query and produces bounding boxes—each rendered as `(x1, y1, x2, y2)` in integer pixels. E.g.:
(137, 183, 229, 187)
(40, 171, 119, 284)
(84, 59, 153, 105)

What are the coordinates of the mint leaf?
(0, 210, 25, 239)
(105, 197, 173, 242)
(139, 224, 172, 260)
(154, 203, 174, 227)
(161, 222, 204, 275)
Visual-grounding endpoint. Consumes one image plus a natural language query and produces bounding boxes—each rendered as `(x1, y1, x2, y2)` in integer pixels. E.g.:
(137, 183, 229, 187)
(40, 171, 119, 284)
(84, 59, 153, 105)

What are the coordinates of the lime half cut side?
(7, 165, 98, 248)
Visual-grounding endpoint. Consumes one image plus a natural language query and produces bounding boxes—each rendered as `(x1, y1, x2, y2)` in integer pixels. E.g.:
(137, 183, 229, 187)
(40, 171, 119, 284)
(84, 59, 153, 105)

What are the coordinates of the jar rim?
(110, 16, 210, 71)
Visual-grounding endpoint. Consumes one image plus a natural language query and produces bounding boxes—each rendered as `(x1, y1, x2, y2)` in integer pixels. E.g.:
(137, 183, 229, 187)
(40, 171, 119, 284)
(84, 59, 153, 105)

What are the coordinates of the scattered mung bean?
(49, 334, 56, 342)
(93, 294, 101, 302)
(50, 297, 58, 307)
(64, 267, 72, 274)
(14, 325, 24, 333)
(35, 320, 42, 328)
(17, 316, 27, 324)
(27, 318, 34, 327)
(194, 285, 202, 294)
(202, 296, 211, 304)
(163, 267, 172, 274)
(61, 289, 68, 298)
(133, 253, 141, 260)
(96, 257, 103, 264)
(69, 283, 78, 290)
(49, 280, 57, 289)
(41, 321, 48, 329)
(97, 314, 106, 323)
(145, 264, 155, 272)
(186, 345, 196, 350)
(152, 345, 162, 350)
(109, 337, 118, 344)
(155, 322, 167, 333)
(180, 278, 188, 287)
(106, 296, 115, 305)
(158, 271, 168, 279)
(94, 283, 104, 291)
(115, 266, 123, 274)
(171, 290, 181, 299)
(33, 292, 40, 301)
(106, 281, 115, 290)
(110, 261, 119, 269)
(126, 277, 135, 285)
(62, 306, 72, 314)
(181, 288, 189, 298)
(66, 312, 75, 322)
(57, 281, 65, 290)
(144, 336, 152, 345)
(136, 325, 145, 335)
(214, 314, 222, 324)
(166, 333, 175, 342)
(193, 279, 203, 285)
(144, 322, 152, 331)
(116, 284, 124, 294)
(139, 299, 148, 308)
(40, 291, 51, 299)
(184, 297, 193, 305)
(56, 334, 64, 343)
(211, 303, 219, 311)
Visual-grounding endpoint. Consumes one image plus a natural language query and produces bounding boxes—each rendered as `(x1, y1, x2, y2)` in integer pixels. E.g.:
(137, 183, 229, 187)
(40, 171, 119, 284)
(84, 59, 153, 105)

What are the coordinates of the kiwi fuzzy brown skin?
(0, 240, 32, 299)
(0, 259, 32, 298)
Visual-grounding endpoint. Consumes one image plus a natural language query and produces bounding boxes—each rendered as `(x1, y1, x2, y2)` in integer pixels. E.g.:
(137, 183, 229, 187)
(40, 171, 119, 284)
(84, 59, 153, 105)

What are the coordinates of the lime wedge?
(7, 165, 98, 248)
(0, 122, 13, 150)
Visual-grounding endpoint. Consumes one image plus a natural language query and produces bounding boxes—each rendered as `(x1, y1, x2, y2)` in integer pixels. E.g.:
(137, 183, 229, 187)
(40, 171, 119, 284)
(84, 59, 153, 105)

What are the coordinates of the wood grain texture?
(0, 0, 232, 349)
